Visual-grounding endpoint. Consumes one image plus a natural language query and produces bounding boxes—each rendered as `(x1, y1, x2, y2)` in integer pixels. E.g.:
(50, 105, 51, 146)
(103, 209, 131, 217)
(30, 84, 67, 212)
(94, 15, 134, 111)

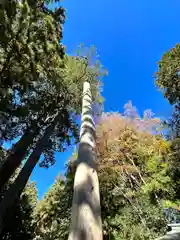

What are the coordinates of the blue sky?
(31, 0, 180, 197)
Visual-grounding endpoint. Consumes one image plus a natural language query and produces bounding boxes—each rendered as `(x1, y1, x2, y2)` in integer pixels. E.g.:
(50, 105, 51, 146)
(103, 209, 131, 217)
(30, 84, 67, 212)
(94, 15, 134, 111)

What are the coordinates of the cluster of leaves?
(0, 148, 38, 240)
(1, 182, 37, 240)
(155, 44, 180, 105)
(32, 174, 73, 240)
(96, 108, 172, 239)
(0, 0, 65, 129)
(155, 43, 180, 212)
(0, 0, 67, 152)
(155, 44, 180, 138)
(0, 0, 65, 95)
(99, 168, 166, 240)
(0, 0, 104, 154)
(0, 0, 106, 179)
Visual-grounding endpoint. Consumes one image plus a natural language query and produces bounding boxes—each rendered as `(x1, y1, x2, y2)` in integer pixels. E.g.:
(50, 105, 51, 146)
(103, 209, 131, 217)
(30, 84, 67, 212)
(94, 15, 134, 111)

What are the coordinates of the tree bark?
(68, 82, 102, 240)
(0, 121, 39, 191)
(0, 113, 60, 234)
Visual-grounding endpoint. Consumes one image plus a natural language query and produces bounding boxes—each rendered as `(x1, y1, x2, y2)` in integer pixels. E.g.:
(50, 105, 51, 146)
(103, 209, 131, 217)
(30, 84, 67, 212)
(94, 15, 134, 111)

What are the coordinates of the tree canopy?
(0, 1, 106, 237)
(156, 44, 180, 139)
(0, 1, 179, 239)
(0, 147, 38, 240)
(32, 102, 179, 240)
(155, 44, 180, 105)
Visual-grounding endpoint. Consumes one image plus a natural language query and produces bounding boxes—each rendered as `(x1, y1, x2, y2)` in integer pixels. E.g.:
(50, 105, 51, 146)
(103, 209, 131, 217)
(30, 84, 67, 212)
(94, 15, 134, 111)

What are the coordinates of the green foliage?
(0, 2, 105, 232)
(170, 103, 180, 138)
(1, 181, 38, 240)
(0, 0, 65, 90)
(1, 2, 179, 239)
(31, 105, 175, 240)
(33, 174, 72, 240)
(102, 197, 166, 240)
(99, 167, 167, 240)
(0, 102, 178, 239)
(0, 149, 38, 240)
(37, 46, 106, 168)
(0, 0, 65, 143)
(0, 1, 106, 186)
(96, 108, 172, 239)
(156, 44, 180, 212)
(156, 44, 180, 139)
(155, 44, 180, 105)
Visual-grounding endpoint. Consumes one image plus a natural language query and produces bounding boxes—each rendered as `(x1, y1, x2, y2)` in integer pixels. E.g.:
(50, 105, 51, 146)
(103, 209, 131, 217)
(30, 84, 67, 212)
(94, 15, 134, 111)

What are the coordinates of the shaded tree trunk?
(0, 113, 60, 234)
(0, 121, 39, 191)
(68, 82, 102, 240)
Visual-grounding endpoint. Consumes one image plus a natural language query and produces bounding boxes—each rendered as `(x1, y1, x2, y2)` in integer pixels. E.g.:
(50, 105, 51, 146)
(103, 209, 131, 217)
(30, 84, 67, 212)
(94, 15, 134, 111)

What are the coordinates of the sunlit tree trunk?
(68, 82, 102, 240)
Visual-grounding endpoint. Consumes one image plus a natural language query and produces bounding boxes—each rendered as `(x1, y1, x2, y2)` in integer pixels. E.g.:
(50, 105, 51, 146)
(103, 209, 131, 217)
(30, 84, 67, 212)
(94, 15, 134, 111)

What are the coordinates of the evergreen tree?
(0, 0, 66, 189)
(156, 44, 180, 207)
(0, 147, 38, 240)
(155, 44, 180, 139)
(33, 175, 72, 240)
(155, 44, 180, 105)
(0, 47, 106, 234)
(1, 181, 37, 240)
(0, 44, 105, 192)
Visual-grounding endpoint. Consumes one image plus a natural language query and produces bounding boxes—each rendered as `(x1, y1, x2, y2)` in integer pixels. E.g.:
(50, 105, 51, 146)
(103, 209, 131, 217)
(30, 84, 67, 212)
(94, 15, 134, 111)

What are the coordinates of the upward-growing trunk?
(0, 113, 60, 234)
(68, 82, 102, 240)
(0, 121, 39, 191)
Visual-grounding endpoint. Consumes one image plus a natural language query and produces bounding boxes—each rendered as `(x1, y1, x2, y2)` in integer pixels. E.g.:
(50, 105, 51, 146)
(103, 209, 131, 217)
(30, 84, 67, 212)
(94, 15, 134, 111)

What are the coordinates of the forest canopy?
(0, 1, 179, 240)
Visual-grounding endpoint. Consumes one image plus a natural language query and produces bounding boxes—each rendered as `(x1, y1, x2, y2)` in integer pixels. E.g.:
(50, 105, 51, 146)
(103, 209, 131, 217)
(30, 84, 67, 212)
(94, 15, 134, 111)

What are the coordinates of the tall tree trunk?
(0, 121, 39, 191)
(68, 82, 102, 240)
(0, 113, 60, 234)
